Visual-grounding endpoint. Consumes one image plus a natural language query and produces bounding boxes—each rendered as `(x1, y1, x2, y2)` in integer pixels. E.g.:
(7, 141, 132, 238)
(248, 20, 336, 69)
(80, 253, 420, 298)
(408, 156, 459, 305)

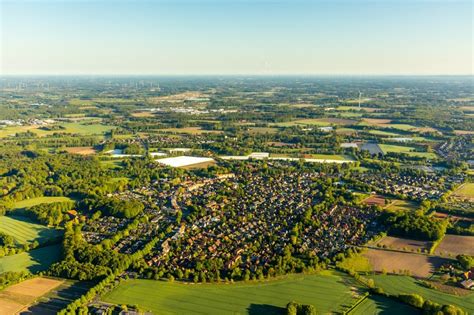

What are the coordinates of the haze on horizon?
(1, 0, 473, 76)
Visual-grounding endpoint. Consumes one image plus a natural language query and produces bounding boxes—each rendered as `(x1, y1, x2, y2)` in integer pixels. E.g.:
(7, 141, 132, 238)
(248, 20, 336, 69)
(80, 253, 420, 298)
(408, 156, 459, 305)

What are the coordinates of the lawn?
(102, 271, 365, 314)
(11, 196, 73, 210)
(349, 295, 420, 315)
(371, 275, 474, 313)
(0, 216, 62, 245)
(0, 244, 62, 274)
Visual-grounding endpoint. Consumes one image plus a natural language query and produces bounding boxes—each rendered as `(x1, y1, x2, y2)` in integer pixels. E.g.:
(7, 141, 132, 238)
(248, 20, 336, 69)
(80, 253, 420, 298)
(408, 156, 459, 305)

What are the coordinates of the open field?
(247, 127, 279, 134)
(349, 295, 420, 315)
(363, 248, 448, 278)
(11, 196, 73, 210)
(64, 146, 97, 155)
(368, 130, 402, 137)
(273, 118, 357, 127)
(451, 183, 474, 201)
(102, 271, 365, 314)
(374, 236, 431, 253)
(385, 199, 419, 212)
(371, 275, 474, 313)
(0, 244, 62, 274)
(433, 235, 474, 256)
(0, 123, 114, 138)
(308, 154, 354, 161)
(23, 279, 95, 314)
(362, 195, 386, 207)
(160, 127, 222, 134)
(0, 215, 62, 245)
(378, 144, 437, 159)
(0, 277, 64, 315)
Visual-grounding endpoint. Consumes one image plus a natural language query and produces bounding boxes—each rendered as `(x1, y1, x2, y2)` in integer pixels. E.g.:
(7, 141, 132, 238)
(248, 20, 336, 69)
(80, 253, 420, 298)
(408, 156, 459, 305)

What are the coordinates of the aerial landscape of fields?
(0, 0, 473, 314)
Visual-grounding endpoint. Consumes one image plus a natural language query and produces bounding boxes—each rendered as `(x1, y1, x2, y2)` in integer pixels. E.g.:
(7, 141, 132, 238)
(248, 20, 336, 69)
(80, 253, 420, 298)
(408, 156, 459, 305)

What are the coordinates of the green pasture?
(371, 275, 474, 313)
(310, 154, 355, 161)
(102, 271, 365, 314)
(0, 216, 62, 245)
(0, 122, 114, 138)
(378, 144, 437, 159)
(0, 244, 62, 274)
(350, 295, 420, 315)
(11, 196, 73, 210)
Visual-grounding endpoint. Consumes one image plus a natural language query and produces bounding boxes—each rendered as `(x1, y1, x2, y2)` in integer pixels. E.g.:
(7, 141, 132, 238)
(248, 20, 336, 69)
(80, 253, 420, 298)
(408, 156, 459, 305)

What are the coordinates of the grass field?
(378, 144, 437, 159)
(0, 216, 62, 245)
(0, 122, 114, 138)
(273, 118, 357, 127)
(385, 199, 419, 212)
(102, 271, 365, 314)
(337, 252, 372, 273)
(374, 236, 431, 253)
(451, 183, 474, 200)
(0, 244, 62, 274)
(11, 196, 73, 210)
(309, 154, 354, 161)
(371, 275, 474, 313)
(349, 295, 420, 315)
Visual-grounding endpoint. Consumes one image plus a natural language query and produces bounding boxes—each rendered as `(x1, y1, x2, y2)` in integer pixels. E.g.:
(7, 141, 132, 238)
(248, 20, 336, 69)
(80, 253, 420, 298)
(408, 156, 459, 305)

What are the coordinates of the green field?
(0, 122, 114, 138)
(0, 216, 62, 245)
(371, 275, 474, 313)
(368, 130, 402, 137)
(453, 183, 474, 199)
(310, 154, 355, 161)
(0, 244, 62, 274)
(350, 295, 420, 315)
(11, 196, 73, 210)
(378, 144, 437, 159)
(102, 271, 365, 314)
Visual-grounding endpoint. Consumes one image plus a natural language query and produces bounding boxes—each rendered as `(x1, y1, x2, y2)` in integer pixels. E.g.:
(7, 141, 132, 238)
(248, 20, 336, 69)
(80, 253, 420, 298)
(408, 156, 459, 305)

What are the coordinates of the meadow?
(371, 275, 474, 313)
(0, 215, 62, 245)
(102, 271, 365, 314)
(0, 244, 62, 274)
(0, 122, 114, 138)
(378, 144, 437, 159)
(11, 196, 73, 209)
(349, 295, 419, 315)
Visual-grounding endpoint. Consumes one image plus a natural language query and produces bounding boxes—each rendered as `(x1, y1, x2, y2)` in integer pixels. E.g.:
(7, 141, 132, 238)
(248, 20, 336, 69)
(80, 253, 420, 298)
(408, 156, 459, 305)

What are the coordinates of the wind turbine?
(358, 91, 362, 109)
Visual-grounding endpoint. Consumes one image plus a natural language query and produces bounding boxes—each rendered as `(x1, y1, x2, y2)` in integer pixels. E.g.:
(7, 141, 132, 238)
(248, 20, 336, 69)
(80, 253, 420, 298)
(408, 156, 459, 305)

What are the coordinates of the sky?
(1, 0, 472, 75)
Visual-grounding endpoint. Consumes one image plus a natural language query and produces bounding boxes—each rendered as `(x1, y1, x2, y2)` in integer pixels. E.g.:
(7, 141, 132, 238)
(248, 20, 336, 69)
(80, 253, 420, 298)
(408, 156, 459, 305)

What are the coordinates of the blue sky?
(1, 0, 472, 75)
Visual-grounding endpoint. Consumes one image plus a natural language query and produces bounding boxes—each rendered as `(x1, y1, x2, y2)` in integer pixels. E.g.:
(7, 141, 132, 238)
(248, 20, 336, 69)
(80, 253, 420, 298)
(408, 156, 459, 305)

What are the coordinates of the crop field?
(160, 127, 222, 134)
(0, 277, 64, 314)
(362, 195, 386, 207)
(64, 146, 97, 155)
(11, 196, 73, 209)
(309, 154, 354, 161)
(451, 183, 474, 201)
(371, 275, 474, 313)
(374, 236, 431, 253)
(363, 248, 448, 278)
(102, 271, 365, 314)
(273, 118, 357, 127)
(368, 130, 402, 137)
(247, 127, 279, 134)
(24, 279, 95, 314)
(0, 244, 62, 274)
(349, 295, 420, 315)
(0, 215, 62, 245)
(433, 235, 474, 256)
